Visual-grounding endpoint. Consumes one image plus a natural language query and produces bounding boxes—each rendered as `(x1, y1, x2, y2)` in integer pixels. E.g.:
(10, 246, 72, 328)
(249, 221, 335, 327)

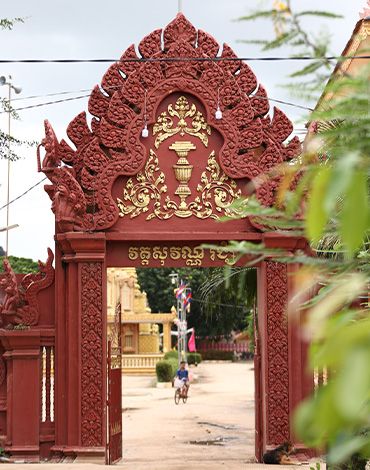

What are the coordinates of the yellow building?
(107, 268, 176, 374)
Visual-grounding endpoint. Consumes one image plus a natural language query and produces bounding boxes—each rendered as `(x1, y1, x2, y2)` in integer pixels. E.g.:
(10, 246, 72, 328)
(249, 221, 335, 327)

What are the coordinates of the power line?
(11, 84, 125, 101)
(192, 297, 249, 310)
(0, 89, 314, 113)
(11, 90, 313, 115)
(11, 84, 314, 112)
(263, 97, 313, 111)
(12, 88, 95, 102)
(2, 94, 90, 113)
(0, 177, 47, 212)
(0, 55, 368, 63)
(0, 116, 305, 210)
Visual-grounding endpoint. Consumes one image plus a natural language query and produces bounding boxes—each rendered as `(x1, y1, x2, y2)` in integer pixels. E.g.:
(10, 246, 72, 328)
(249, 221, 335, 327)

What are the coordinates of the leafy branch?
(220, 63, 370, 463)
(236, 1, 343, 95)
(0, 17, 34, 161)
(0, 17, 25, 30)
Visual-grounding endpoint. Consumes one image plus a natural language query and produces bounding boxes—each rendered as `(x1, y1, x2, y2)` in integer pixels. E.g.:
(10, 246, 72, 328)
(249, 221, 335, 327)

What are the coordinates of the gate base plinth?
(51, 446, 105, 463)
(294, 445, 318, 460)
(5, 445, 40, 462)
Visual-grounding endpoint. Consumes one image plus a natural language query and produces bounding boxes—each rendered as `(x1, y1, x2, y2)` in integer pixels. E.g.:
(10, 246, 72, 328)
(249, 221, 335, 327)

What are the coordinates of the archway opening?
(107, 265, 258, 467)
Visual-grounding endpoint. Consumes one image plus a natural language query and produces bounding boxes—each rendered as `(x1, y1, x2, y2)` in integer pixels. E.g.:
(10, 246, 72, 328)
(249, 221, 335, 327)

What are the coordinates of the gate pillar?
(53, 233, 107, 461)
(256, 234, 313, 460)
(0, 330, 41, 461)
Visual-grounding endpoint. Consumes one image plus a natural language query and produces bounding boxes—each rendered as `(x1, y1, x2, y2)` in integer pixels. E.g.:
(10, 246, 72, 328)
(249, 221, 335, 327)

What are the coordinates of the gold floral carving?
(128, 245, 236, 266)
(117, 150, 243, 220)
(153, 96, 211, 148)
(194, 152, 243, 219)
(117, 150, 167, 219)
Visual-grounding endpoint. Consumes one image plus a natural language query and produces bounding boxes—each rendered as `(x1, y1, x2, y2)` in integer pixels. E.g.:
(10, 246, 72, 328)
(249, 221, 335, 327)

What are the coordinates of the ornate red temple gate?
(0, 14, 313, 463)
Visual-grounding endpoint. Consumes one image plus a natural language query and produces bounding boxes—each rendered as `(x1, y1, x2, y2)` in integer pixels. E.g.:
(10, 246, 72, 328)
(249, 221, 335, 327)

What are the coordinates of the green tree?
(136, 267, 255, 339)
(198, 267, 256, 339)
(0, 255, 39, 274)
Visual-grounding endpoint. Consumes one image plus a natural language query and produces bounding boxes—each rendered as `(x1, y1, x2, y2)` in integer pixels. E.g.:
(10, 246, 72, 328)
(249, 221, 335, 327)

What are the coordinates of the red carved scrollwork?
(38, 13, 300, 232)
(19, 248, 55, 326)
(266, 261, 290, 444)
(0, 248, 54, 327)
(80, 262, 103, 447)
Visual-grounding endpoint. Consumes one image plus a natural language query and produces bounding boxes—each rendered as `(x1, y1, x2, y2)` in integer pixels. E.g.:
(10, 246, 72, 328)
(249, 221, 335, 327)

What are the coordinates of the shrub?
(164, 350, 178, 360)
(155, 361, 172, 382)
(187, 352, 202, 365)
(201, 350, 234, 361)
(167, 358, 178, 377)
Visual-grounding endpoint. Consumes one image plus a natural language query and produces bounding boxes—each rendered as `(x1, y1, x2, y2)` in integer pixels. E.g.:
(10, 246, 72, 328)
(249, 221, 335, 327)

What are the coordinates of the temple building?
(107, 268, 176, 374)
(316, 12, 369, 108)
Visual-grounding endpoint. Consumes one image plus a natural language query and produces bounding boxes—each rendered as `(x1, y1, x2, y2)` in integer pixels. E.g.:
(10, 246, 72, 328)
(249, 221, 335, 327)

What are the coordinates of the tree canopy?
(0, 255, 38, 274)
(136, 267, 256, 339)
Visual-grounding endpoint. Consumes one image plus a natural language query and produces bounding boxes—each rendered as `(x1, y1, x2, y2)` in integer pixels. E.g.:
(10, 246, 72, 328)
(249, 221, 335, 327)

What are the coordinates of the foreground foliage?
(225, 64, 370, 462)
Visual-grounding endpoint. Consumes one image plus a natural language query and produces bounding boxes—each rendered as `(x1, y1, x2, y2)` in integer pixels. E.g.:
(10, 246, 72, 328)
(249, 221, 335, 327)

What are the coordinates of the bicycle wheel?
(182, 387, 188, 403)
(174, 389, 180, 405)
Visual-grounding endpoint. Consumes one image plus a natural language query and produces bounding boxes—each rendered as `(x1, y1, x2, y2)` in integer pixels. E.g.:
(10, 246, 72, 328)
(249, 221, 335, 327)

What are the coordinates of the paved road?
(0, 362, 322, 470)
(120, 361, 255, 469)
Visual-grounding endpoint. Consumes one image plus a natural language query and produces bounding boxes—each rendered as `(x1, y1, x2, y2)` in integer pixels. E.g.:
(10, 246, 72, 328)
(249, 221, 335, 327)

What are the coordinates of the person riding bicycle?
(175, 361, 190, 396)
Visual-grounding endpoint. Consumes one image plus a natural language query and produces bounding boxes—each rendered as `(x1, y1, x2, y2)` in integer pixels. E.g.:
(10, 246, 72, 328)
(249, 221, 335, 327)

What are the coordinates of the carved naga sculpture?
(38, 120, 87, 232)
(0, 248, 55, 327)
(0, 259, 22, 322)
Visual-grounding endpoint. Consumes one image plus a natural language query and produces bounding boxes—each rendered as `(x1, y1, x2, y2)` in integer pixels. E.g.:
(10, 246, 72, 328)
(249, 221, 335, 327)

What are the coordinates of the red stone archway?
(0, 13, 313, 463)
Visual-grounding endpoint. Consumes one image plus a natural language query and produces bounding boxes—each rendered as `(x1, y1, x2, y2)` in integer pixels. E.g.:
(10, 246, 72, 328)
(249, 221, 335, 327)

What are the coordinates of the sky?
(0, 0, 366, 261)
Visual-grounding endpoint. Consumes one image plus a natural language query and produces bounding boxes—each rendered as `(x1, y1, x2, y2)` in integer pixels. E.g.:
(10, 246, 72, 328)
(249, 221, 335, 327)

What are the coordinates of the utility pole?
(0, 76, 22, 258)
(170, 272, 191, 366)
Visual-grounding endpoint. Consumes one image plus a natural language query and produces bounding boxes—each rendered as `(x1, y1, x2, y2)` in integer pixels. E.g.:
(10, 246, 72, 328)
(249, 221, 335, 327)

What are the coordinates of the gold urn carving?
(117, 95, 244, 221)
(169, 141, 196, 217)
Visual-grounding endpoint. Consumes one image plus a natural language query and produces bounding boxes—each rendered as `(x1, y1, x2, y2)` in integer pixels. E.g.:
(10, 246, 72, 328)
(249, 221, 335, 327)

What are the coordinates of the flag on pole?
(188, 328, 196, 352)
(183, 291, 192, 308)
(175, 283, 186, 299)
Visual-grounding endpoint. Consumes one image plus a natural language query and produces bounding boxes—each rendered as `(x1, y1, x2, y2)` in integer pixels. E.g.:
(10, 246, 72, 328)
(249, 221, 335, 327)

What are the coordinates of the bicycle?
(174, 382, 188, 405)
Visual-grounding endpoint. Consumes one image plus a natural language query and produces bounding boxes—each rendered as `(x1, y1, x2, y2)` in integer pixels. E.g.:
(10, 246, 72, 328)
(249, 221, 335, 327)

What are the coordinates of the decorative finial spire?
(178, 0, 183, 13)
(359, 0, 370, 18)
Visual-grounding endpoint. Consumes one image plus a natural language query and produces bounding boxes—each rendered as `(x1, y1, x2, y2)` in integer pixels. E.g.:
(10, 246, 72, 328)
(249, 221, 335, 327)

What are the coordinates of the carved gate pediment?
(37, 13, 300, 234)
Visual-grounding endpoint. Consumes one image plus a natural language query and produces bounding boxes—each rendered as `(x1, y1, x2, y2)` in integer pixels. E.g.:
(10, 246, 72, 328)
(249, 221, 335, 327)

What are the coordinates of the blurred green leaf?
(340, 170, 369, 255)
(235, 10, 279, 21)
(324, 153, 360, 214)
(296, 11, 343, 19)
(311, 314, 370, 368)
(290, 61, 324, 77)
(306, 166, 332, 242)
(327, 435, 369, 464)
(335, 347, 370, 420)
(236, 39, 269, 45)
(262, 31, 299, 51)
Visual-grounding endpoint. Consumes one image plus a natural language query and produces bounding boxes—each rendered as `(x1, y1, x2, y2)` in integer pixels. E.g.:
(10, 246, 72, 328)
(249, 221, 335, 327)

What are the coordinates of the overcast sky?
(0, 0, 365, 261)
